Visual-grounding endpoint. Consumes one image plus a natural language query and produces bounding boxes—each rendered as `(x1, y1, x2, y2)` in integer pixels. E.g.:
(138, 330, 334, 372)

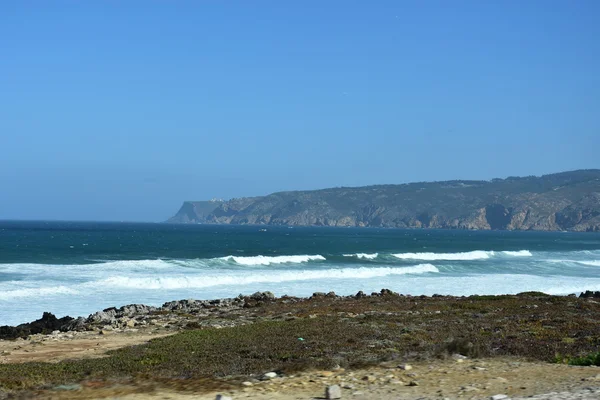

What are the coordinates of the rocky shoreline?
(4, 289, 600, 399)
(4, 289, 600, 341)
(0, 290, 401, 340)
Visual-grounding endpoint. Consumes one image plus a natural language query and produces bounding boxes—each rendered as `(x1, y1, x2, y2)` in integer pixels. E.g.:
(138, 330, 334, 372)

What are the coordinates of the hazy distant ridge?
(167, 170, 600, 232)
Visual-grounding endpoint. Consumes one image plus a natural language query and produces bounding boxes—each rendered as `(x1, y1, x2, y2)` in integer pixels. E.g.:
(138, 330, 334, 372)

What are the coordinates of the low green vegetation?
(556, 352, 600, 366)
(2, 293, 600, 392)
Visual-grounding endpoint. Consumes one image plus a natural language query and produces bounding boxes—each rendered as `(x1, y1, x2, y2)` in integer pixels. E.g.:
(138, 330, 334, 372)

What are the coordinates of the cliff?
(167, 170, 600, 231)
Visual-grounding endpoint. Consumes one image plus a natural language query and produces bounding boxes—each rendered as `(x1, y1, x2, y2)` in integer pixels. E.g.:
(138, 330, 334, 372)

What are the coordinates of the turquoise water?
(1, 221, 600, 325)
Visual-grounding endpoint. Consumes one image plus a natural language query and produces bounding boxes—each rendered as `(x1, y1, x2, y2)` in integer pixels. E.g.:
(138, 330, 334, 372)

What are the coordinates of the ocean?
(1, 221, 600, 326)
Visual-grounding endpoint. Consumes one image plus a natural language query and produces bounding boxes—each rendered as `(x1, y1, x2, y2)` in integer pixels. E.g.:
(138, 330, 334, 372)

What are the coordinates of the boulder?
(118, 304, 156, 317)
(87, 308, 118, 325)
(580, 290, 600, 299)
(61, 317, 87, 332)
(250, 291, 275, 301)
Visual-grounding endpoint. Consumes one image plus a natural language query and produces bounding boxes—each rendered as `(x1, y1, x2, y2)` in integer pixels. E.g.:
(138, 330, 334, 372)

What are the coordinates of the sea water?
(1, 221, 600, 326)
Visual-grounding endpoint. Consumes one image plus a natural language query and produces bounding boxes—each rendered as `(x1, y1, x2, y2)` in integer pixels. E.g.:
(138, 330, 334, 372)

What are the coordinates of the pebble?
(262, 372, 277, 380)
(241, 381, 253, 387)
(362, 375, 377, 383)
(491, 395, 509, 400)
(215, 395, 232, 400)
(408, 380, 419, 386)
(398, 364, 413, 370)
(325, 384, 342, 399)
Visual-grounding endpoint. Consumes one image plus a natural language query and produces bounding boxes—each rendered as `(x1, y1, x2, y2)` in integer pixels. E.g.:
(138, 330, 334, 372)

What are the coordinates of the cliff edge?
(166, 170, 600, 231)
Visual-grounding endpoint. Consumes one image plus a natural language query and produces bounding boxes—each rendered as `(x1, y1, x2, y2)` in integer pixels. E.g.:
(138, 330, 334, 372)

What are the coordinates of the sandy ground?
(0, 329, 172, 364)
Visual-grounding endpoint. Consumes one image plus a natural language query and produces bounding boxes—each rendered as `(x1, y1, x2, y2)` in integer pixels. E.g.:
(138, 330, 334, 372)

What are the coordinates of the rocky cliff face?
(167, 170, 600, 232)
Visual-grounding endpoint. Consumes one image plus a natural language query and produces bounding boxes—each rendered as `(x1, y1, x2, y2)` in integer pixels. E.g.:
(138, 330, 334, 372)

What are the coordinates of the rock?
(99, 329, 112, 335)
(452, 353, 468, 360)
(580, 290, 600, 299)
(355, 291, 367, 298)
(408, 380, 419, 386)
(362, 375, 376, 383)
(241, 381, 253, 387)
(325, 384, 342, 399)
(251, 291, 275, 301)
(215, 395, 232, 400)
(87, 309, 118, 325)
(262, 372, 277, 380)
(398, 364, 413, 370)
(125, 319, 136, 328)
(118, 304, 156, 317)
(491, 395, 509, 400)
(312, 292, 327, 298)
(1, 312, 76, 340)
(61, 317, 87, 332)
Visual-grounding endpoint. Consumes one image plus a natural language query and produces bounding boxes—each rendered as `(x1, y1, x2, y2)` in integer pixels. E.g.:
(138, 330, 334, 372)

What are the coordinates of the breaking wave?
(0, 286, 79, 300)
(578, 261, 600, 267)
(219, 255, 326, 266)
(343, 253, 379, 259)
(391, 250, 535, 261)
(501, 250, 532, 257)
(98, 264, 439, 290)
(392, 250, 493, 261)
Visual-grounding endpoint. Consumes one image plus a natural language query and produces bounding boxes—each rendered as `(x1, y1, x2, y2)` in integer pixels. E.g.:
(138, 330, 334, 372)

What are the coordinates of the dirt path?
(0, 329, 172, 364)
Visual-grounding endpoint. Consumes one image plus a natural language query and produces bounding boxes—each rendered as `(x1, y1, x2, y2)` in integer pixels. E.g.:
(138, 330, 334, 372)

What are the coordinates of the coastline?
(3, 290, 600, 399)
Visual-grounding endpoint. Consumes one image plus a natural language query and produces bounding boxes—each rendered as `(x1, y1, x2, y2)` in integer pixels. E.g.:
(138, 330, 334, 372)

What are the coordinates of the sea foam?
(392, 250, 493, 261)
(0, 286, 79, 300)
(97, 264, 439, 290)
(501, 250, 533, 257)
(578, 260, 600, 267)
(219, 255, 326, 266)
(343, 253, 379, 259)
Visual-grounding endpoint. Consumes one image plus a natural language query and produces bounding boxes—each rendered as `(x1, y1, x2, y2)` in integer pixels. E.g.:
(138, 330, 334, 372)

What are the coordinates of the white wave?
(578, 261, 600, 267)
(0, 286, 79, 300)
(392, 250, 493, 261)
(0, 259, 177, 273)
(502, 250, 532, 257)
(97, 264, 439, 290)
(343, 253, 379, 259)
(220, 255, 326, 266)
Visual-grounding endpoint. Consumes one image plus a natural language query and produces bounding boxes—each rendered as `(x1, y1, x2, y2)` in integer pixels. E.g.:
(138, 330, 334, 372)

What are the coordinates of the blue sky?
(1, 1, 598, 221)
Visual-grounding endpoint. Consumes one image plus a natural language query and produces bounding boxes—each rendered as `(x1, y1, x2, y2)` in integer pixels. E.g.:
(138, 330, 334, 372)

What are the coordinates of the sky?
(1, 1, 599, 222)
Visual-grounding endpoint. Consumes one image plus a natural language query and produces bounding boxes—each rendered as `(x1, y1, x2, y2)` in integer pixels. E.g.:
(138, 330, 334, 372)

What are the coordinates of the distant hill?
(166, 170, 600, 231)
